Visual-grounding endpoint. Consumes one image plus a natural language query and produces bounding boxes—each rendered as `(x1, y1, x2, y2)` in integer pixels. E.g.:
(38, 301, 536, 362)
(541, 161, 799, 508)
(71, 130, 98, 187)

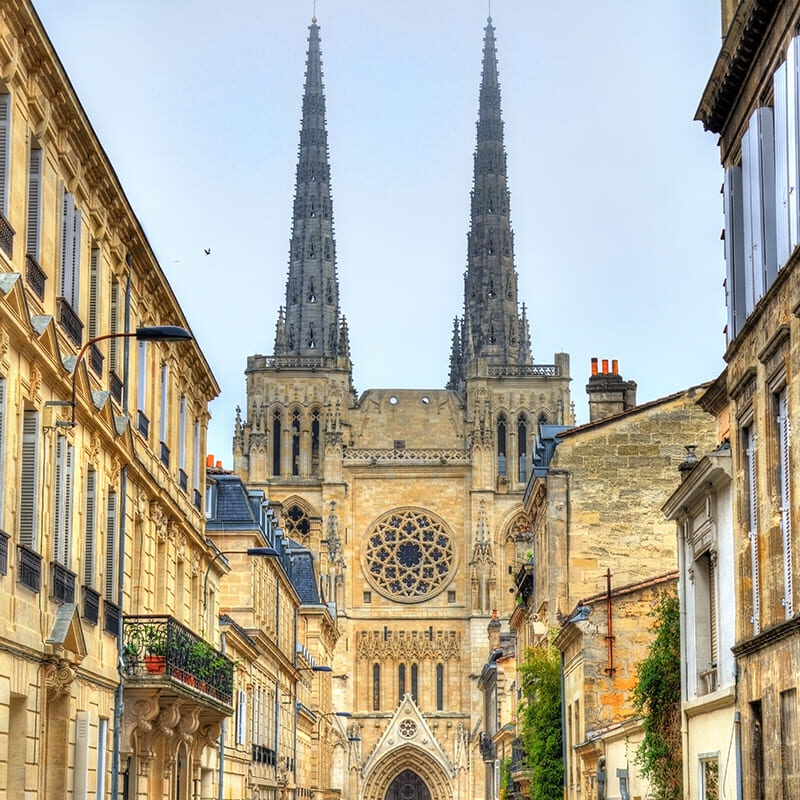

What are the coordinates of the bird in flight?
(204, 248, 211, 255)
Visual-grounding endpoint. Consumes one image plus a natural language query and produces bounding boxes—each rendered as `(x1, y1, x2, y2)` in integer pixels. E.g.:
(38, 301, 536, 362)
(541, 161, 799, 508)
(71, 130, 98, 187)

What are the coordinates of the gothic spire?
(276, 17, 342, 359)
(454, 17, 530, 383)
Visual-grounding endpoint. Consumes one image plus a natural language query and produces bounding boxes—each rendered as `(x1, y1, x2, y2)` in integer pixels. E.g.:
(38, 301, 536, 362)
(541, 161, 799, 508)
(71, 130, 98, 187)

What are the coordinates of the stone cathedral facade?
(233, 17, 572, 800)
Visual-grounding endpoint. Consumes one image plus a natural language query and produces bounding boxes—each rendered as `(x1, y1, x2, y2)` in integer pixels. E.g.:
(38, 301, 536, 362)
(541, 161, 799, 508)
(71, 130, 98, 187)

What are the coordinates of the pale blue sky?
(32, 1, 726, 464)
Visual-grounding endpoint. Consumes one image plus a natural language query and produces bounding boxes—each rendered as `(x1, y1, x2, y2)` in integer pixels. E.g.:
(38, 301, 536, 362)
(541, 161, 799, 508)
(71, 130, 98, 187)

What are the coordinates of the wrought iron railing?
(0, 213, 14, 258)
(17, 544, 41, 592)
(511, 737, 527, 773)
(137, 410, 149, 439)
(160, 442, 170, 468)
(82, 586, 100, 625)
(25, 254, 46, 300)
(50, 561, 76, 603)
(193, 489, 202, 511)
(57, 296, 83, 347)
(478, 732, 497, 762)
(252, 744, 276, 765)
(122, 615, 234, 705)
(178, 469, 188, 492)
(104, 600, 120, 635)
(487, 364, 559, 378)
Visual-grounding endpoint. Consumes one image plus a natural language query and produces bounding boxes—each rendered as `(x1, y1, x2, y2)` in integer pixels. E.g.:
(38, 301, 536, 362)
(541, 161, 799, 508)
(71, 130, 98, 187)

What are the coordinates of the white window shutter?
(0, 94, 10, 218)
(70, 208, 82, 309)
(160, 363, 169, 442)
(109, 281, 119, 372)
(137, 341, 147, 412)
(789, 37, 800, 250)
(237, 689, 247, 745)
(723, 167, 746, 340)
(778, 390, 794, 618)
(774, 61, 791, 268)
(746, 429, 760, 634)
(59, 187, 73, 299)
(53, 435, 64, 562)
(179, 396, 187, 469)
(26, 147, 42, 261)
(88, 247, 99, 339)
(63, 442, 73, 566)
(755, 107, 778, 289)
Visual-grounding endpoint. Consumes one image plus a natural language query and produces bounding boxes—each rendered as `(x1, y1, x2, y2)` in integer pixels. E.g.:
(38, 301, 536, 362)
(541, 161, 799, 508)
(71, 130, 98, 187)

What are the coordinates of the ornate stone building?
(233, 16, 573, 800)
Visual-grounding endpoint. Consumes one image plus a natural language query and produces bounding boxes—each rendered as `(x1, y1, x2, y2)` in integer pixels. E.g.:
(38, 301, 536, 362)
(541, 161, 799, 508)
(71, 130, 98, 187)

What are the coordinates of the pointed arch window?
(497, 413, 507, 477)
(308, 324, 316, 349)
(436, 664, 444, 710)
(398, 664, 406, 702)
(518, 413, 529, 484)
(291, 409, 301, 476)
(285, 504, 310, 538)
(411, 663, 419, 703)
(373, 664, 381, 711)
(272, 409, 282, 477)
(311, 408, 321, 472)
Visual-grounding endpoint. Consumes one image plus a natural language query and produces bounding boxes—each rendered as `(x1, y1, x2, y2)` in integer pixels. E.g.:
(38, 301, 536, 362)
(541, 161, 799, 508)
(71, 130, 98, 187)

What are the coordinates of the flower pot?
(144, 655, 165, 674)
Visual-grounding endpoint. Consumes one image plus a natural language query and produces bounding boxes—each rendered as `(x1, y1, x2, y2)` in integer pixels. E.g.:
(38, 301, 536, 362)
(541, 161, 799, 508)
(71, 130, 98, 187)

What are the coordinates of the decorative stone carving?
(45, 662, 75, 700)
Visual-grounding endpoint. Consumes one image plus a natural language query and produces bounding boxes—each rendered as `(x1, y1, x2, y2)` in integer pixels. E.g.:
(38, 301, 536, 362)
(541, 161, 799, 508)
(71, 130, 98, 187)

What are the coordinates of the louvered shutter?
(59, 188, 73, 299)
(778, 390, 794, 618)
(88, 248, 99, 339)
(775, 61, 791, 267)
(0, 379, 5, 528)
(53, 435, 64, 563)
(83, 469, 96, 587)
(160, 363, 168, 442)
(724, 167, 746, 340)
(26, 147, 42, 260)
(104, 491, 117, 601)
(708, 555, 718, 666)
(19, 410, 38, 548)
(109, 280, 119, 371)
(746, 428, 760, 634)
(0, 95, 10, 218)
(788, 37, 800, 250)
(179, 396, 187, 470)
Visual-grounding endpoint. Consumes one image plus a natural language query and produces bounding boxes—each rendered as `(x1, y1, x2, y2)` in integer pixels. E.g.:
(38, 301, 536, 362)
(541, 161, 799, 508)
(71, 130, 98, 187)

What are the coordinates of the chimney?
(488, 609, 501, 650)
(206, 454, 214, 468)
(585, 358, 637, 422)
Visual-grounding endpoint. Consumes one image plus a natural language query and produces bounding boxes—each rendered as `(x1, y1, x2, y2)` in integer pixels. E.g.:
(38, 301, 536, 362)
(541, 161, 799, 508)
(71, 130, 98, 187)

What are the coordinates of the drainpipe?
(677, 521, 690, 798)
(560, 650, 567, 796)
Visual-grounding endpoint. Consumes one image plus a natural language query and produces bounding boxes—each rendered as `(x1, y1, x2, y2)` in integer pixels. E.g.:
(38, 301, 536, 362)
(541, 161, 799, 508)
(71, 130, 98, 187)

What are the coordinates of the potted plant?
(143, 628, 167, 674)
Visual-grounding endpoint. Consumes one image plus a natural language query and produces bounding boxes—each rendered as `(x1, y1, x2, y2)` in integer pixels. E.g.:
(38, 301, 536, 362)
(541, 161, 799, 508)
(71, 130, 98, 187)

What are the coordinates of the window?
(436, 663, 444, 710)
(411, 663, 418, 703)
(291, 408, 300, 476)
(694, 550, 718, 695)
(398, 664, 406, 703)
(518, 413, 528, 483)
(136, 341, 148, 437)
(159, 363, 169, 466)
(373, 663, 380, 711)
(52, 434, 74, 567)
(497, 413, 507, 476)
(96, 718, 108, 800)
(83, 469, 97, 588)
(363, 591, 372, 603)
(109, 280, 120, 375)
(26, 143, 42, 263)
(776, 388, 794, 617)
(272, 408, 282, 476)
(780, 688, 799, 797)
(178, 395, 187, 486)
(19, 408, 39, 548)
(59, 187, 82, 311)
(236, 689, 247, 746)
(699, 756, 720, 800)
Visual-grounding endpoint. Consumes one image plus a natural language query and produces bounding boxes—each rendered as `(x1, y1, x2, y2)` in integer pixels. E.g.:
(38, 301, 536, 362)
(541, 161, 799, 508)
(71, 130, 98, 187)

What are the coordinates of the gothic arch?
(281, 495, 317, 540)
(362, 745, 453, 800)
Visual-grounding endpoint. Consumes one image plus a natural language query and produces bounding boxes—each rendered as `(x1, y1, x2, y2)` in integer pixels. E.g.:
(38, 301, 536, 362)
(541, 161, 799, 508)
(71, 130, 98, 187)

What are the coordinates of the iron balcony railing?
(56, 296, 83, 347)
(17, 544, 41, 592)
(50, 562, 76, 603)
(25, 254, 46, 300)
(0, 213, 14, 258)
(122, 615, 234, 705)
(82, 586, 100, 625)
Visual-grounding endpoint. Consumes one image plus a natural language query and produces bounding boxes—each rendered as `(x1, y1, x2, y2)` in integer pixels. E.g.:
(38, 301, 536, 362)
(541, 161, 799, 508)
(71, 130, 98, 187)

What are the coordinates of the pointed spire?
(451, 17, 531, 386)
(276, 18, 343, 360)
(447, 317, 463, 391)
(274, 306, 287, 354)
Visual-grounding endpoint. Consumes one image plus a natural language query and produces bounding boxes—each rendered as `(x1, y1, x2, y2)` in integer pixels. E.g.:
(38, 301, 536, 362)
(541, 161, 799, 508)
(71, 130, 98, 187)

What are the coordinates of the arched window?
(436, 664, 444, 710)
(398, 664, 406, 703)
(272, 409, 282, 476)
(411, 663, 418, 703)
(373, 664, 381, 711)
(285, 504, 310, 538)
(518, 413, 529, 483)
(291, 409, 301, 476)
(311, 408, 321, 473)
(497, 413, 507, 476)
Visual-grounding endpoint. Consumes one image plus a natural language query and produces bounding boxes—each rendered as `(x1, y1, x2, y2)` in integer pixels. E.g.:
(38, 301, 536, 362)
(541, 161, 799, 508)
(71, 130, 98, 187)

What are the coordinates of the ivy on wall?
(519, 642, 563, 800)
(633, 591, 682, 800)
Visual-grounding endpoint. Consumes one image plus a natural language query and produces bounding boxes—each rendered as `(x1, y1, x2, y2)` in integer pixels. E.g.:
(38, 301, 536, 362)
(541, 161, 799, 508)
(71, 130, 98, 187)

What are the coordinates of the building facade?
(233, 16, 573, 800)
(696, 1, 800, 796)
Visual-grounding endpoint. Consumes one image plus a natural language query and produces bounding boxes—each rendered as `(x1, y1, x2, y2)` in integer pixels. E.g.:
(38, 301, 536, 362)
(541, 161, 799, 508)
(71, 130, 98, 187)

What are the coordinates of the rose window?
(362, 508, 455, 602)
(399, 719, 417, 739)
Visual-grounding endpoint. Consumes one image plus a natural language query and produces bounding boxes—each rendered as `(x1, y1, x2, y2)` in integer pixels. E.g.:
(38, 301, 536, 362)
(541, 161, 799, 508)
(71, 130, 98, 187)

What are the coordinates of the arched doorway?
(386, 769, 431, 800)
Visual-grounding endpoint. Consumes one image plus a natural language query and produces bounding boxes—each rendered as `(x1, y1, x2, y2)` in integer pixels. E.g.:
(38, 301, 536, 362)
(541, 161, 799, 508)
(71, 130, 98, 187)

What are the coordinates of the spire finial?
(488, 0, 492, 22)
(312, 0, 317, 23)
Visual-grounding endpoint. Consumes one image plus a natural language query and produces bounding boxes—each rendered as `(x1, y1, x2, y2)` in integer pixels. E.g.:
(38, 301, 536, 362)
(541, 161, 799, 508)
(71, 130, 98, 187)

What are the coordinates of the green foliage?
(633, 591, 682, 800)
(499, 756, 512, 800)
(519, 642, 563, 800)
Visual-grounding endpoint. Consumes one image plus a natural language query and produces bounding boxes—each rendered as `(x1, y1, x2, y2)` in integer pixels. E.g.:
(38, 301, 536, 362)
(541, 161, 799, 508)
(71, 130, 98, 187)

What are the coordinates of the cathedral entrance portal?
(385, 769, 432, 800)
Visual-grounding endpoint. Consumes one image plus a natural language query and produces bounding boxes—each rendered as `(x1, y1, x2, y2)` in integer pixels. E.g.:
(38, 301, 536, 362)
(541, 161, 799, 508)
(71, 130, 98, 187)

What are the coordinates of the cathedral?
(233, 15, 573, 800)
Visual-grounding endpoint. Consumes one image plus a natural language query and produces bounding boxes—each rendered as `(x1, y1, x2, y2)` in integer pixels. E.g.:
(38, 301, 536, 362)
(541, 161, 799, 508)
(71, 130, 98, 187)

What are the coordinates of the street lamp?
(58, 325, 193, 428)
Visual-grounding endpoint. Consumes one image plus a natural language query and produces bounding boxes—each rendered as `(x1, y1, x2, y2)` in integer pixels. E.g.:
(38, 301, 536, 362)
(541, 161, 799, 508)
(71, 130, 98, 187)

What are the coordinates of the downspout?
(560, 650, 567, 797)
(217, 631, 226, 800)
(604, 569, 614, 675)
(111, 268, 132, 800)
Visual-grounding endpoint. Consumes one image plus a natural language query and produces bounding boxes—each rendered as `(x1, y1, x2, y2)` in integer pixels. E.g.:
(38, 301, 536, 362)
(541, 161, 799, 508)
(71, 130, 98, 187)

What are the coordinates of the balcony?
(136, 410, 149, 439)
(122, 615, 234, 707)
(82, 586, 100, 625)
(89, 342, 104, 377)
(160, 441, 170, 469)
(478, 732, 497, 762)
(0, 213, 13, 258)
(514, 562, 535, 604)
(57, 296, 83, 347)
(17, 544, 41, 592)
(0, 530, 8, 575)
(25, 254, 46, 300)
(50, 562, 76, 603)
(109, 371, 123, 404)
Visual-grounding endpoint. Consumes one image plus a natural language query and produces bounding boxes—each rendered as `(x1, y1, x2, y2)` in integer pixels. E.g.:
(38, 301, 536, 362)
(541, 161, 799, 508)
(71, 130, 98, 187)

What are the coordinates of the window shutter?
(88, 247, 99, 339)
(746, 429, 760, 634)
(788, 37, 800, 250)
(0, 378, 5, 528)
(723, 167, 746, 340)
(137, 341, 147, 412)
(237, 689, 247, 745)
(179, 396, 187, 469)
(19, 410, 39, 549)
(83, 469, 96, 587)
(53, 435, 64, 562)
(70, 208, 82, 308)
(160, 363, 169, 442)
(708, 555, 718, 666)
(109, 281, 119, 371)
(26, 147, 42, 260)
(59, 188, 73, 299)
(104, 491, 117, 602)
(778, 390, 794, 618)
(0, 94, 10, 218)
(775, 61, 791, 268)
